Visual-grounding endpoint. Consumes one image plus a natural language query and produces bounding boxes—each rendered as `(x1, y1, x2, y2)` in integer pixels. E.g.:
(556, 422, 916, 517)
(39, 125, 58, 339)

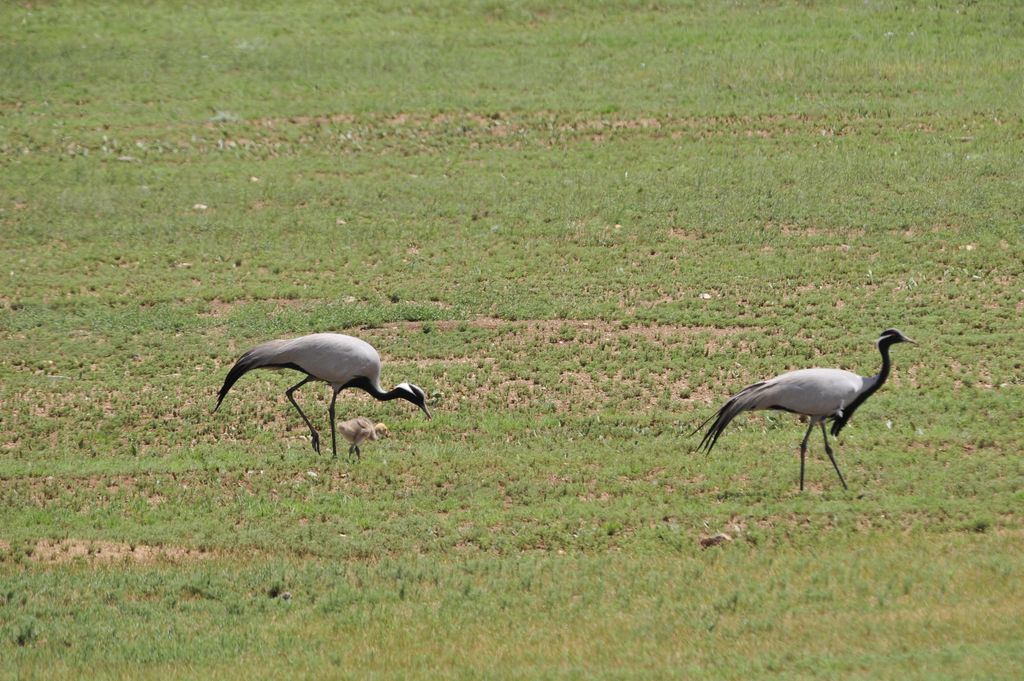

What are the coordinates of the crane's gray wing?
(695, 369, 864, 453)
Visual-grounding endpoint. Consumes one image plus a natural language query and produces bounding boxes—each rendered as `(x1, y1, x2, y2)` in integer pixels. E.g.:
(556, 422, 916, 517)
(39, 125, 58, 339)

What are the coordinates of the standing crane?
(693, 328, 915, 490)
(214, 333, 430, 457)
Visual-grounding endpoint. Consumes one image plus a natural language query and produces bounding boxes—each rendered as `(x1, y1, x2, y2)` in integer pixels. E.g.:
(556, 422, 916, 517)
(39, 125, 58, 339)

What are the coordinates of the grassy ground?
(2, 1, 1023, 678)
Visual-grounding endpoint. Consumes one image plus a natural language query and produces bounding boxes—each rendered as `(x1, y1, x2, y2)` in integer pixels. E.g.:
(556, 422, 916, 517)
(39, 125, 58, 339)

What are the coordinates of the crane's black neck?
(855, 336, 898, 403)
(873, 335, 897, 388)
(340, 376, 408, 403)
(830, 335, 899, 436)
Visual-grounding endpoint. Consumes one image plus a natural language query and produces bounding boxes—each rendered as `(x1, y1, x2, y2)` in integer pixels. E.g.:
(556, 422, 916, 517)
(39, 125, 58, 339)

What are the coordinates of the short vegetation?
(1, 1, 1022, 679)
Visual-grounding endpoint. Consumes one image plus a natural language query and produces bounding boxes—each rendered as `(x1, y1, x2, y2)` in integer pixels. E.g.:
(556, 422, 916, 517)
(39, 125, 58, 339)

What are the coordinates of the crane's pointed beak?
(421, 404, 432, 419)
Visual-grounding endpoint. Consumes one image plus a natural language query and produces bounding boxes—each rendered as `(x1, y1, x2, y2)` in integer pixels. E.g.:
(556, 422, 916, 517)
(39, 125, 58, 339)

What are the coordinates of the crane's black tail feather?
(690, 380, 768, 454)
(695, 399, 741, 454)
(214, 350, 263, 412)
(686, 409, 722, 441)
(214, 340, 303, 412)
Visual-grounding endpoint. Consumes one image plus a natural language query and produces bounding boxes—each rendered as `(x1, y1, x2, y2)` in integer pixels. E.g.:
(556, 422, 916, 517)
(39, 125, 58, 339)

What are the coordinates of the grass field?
(2, 1, 1023, 678)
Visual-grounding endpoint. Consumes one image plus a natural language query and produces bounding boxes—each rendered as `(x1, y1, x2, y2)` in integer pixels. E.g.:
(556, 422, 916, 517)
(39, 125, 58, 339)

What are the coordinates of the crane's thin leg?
(820, 422, 848, 490)
(799, 421, 815, 491)
(286, 376, 320, 454)
(328, 388, 341, 459)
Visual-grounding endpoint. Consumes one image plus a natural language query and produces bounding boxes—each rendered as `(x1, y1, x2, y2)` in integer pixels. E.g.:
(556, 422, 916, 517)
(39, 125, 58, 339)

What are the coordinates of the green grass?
(3, 540, 1020, 679)
(2, 1, 1023, 678)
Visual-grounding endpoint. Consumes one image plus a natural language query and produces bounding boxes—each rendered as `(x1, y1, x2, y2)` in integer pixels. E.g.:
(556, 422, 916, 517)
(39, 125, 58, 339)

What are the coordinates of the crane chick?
(336, 417, 388, 461)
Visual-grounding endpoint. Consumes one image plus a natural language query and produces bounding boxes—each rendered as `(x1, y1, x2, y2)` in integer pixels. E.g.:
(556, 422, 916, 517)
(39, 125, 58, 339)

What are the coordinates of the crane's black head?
(877, 328, 915, 347)
(395, 382, 431, 419)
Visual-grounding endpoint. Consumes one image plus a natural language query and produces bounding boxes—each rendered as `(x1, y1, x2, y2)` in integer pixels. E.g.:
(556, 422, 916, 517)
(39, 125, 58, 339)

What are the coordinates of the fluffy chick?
(336, 417, 388, 460)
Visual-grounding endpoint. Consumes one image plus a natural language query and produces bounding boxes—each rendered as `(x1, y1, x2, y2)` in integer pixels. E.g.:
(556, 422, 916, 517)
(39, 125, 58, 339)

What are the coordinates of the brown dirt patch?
(248, 113, 358, 129)
(199, 297, 310, 318)
(32, 111, 989, 161)
(2, 539, 217, 565)
(668, 228, 702, 241)
(766, 221, 867, 239)
(375, 317, 752, 341)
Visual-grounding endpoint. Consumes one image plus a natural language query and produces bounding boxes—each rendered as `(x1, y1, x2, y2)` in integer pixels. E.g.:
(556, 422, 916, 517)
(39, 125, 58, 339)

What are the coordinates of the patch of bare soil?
(198, 298, 238, 318)
(765, 221, 867, 239)
(2, 539, 217, 565)
(47, 110, 978, 160)
(178, 110, 883, 140)
(375, 317, 751, 342)
(668, 228, 702, 241)
(198, 297, 310, 318)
